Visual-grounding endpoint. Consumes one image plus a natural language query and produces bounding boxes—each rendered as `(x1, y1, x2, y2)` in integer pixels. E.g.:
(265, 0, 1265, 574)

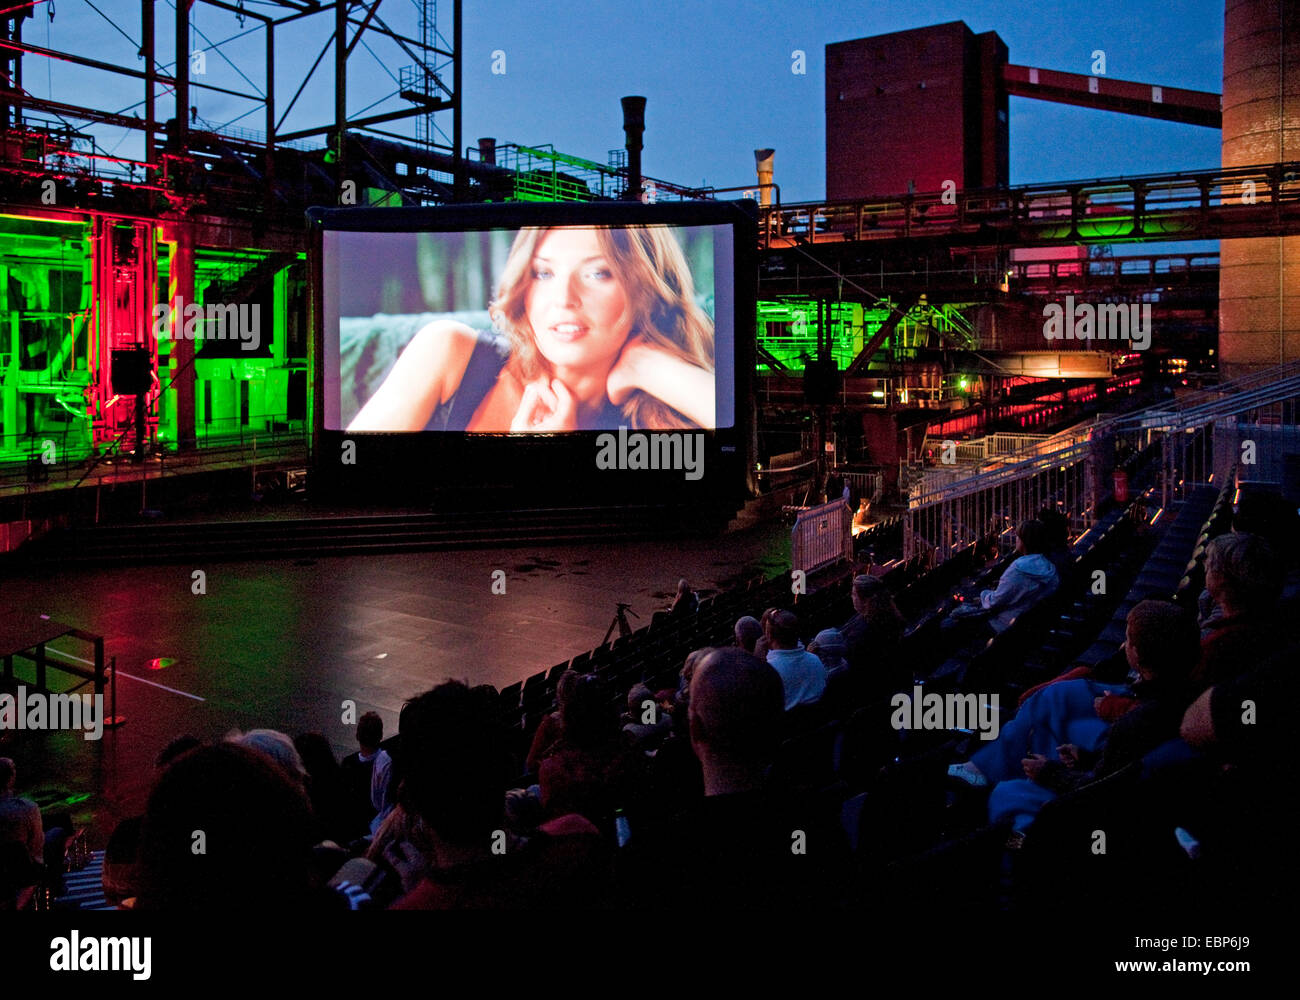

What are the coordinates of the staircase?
(27, 502, 740, 566)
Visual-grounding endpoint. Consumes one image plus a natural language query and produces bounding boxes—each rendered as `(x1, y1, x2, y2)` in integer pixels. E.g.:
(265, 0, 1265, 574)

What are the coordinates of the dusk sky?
(458, 0, 1225, 199)
(41, 0, 1225, 203)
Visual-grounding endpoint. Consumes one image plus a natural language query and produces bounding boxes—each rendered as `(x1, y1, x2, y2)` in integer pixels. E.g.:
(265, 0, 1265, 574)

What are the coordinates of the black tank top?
(424, 330, 627, 431)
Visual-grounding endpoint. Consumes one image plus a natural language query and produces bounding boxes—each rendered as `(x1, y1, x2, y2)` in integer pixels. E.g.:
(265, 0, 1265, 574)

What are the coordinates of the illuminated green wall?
(0, 213, 306, 467)
(154, 245, 307, 449)
(0, 215, 94, 465)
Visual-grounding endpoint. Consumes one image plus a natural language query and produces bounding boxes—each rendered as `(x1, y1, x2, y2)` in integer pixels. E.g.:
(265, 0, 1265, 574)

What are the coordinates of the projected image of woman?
(346, 226, 716, 432)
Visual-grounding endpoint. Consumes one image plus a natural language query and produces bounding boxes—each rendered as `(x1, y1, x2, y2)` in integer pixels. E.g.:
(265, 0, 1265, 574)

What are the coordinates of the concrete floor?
(1, 519, 790, 840)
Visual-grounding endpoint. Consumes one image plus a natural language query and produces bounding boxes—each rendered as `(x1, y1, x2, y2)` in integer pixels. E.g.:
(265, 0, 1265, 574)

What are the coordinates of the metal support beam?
(846, 292, 919, 375)
(265, 19, 275, 217)
(164, 218, 196, 451)
(334, 0, 347, 186)
(277, 101, 451, 144)
(1004, 63, 1221, 129)
(143, 0, 155, 168)
(175, 0, 190, 147)
(452, 0, 463, 201)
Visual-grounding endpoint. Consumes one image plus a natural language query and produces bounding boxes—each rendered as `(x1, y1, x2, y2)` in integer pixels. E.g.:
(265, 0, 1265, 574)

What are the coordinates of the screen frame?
(306, 199, 756, 506)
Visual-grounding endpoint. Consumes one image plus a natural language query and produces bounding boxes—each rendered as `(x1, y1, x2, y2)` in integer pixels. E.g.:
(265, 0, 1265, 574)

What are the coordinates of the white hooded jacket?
(979, 553, 1060, 633)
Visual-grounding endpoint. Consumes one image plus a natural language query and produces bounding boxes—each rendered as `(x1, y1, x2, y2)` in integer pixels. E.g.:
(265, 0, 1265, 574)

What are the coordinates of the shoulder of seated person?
(411, 318, 478, 355)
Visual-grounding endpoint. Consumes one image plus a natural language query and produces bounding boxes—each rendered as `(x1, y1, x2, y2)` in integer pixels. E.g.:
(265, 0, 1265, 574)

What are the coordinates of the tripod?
(602, 602, 639, 645)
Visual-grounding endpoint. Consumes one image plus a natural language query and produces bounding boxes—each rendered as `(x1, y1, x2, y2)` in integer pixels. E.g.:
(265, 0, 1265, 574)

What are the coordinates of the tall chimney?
(477, 137, 497, 165)
(754, 148, 775, 206)
(621, 96, 646, 200)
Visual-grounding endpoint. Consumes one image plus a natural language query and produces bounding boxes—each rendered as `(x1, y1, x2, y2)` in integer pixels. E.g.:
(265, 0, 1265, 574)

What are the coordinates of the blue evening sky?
(37, 0, 1224, 202)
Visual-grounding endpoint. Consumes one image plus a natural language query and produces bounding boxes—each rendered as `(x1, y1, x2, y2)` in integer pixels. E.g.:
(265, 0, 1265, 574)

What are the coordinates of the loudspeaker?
(803, 358, 841, 405)
(111, 348, 153, 395)
(287, 369, 307, 421)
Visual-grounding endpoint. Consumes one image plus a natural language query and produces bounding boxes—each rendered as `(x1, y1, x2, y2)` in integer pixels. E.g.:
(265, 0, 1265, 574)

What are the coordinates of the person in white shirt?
(763, 609, 828, 710)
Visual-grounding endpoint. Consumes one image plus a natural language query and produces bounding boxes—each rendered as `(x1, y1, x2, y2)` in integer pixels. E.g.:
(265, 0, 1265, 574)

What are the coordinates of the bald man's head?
(689, 647, 784, 768)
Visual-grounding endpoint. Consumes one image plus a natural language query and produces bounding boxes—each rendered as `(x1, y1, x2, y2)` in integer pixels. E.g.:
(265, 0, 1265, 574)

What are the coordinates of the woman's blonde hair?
(489, 226, 715, 429)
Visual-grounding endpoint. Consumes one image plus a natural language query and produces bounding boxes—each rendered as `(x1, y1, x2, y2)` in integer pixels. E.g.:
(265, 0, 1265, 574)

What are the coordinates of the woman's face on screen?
(524, 228, 632, 373)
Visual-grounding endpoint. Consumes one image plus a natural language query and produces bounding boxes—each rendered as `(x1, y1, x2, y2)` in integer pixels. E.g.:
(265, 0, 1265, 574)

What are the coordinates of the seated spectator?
(388, 681, 612, 909)
(134, 743, 323, 912)
(0, 757, 43, 869)
(539, 674, 636, 830)
(229, 728, 308, 786)
(983, 600, 1201, 841)
(622, 682, 670, 748)
(618, 648, 848, 909)
(1037, 506, 1073, 580)
(636, 683, 705, 823)
(841, 575, 908, 699)
(1194, 533, 1286, 687)
(1231, 489, 1299, 573)
(754, 607, 780, 660)
(525, 670, 580, 775)
(362, 802, 439, 908)
(944, 519, 1059, 638)
(670, 579, 699, 617)
(676, 646, 716, 707)
(733, 615, 763, 654)
(807, 628, 849, 675)
(102, 736, 201, 907)
(764, 610, 828, 710)
(1181, 640, 1297, 761)
(1180, 640, 1300, 910)
(339, 712, 386, 840)
(369, 729, 397, 835)
(294, 732, 351, 845)
(1015, 641, 1131, 709)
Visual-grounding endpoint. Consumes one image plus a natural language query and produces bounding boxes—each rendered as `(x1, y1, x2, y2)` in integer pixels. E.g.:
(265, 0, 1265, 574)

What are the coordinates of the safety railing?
(759, 161, 1300, 248)
(791, 498, 853, 575)
(0, 415, 308, 497)
(903, 360, 1300, 563)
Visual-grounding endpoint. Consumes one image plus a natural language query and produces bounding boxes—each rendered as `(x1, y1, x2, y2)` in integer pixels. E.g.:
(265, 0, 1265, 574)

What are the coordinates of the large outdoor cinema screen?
(315, 202, 747, 438)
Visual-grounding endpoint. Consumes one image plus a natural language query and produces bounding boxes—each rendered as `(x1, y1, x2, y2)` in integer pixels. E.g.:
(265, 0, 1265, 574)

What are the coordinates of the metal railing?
(0, 415, 308, 498)
(902, 360, 1300, 563)
(791, 498, 853, 575)
(839, 471, 886, 504)
(759, 160, 1300, 249)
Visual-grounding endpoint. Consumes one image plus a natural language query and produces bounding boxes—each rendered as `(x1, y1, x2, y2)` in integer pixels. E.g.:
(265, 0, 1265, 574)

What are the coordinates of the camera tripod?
(602, 602, 639, 645)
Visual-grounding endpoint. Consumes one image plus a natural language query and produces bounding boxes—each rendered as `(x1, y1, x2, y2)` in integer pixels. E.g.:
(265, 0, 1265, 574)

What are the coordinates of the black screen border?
(306, 199, 756, 506)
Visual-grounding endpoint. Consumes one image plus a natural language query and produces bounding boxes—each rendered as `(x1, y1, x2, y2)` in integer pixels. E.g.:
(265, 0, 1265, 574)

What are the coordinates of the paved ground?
(1, 519, 790, 841)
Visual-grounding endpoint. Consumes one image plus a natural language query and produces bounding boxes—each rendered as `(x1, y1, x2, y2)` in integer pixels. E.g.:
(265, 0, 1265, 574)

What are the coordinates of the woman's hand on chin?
(606, 336, 716, 428)
(606, 336, 654, 406)
(510, 377, 578, 432)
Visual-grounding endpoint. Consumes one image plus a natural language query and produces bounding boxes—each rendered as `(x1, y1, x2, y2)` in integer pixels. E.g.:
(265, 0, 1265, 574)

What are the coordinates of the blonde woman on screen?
(346, 226, 716, 432)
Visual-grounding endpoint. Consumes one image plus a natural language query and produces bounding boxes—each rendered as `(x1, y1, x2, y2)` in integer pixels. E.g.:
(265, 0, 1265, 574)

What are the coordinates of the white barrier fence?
(791, 498, 853, 575)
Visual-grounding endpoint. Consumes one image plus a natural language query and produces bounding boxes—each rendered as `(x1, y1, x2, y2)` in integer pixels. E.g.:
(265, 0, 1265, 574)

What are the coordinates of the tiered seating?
(867, 476, 1254, 913)
(492, 571, 816, 763)
(477, 467, 1273, 914)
